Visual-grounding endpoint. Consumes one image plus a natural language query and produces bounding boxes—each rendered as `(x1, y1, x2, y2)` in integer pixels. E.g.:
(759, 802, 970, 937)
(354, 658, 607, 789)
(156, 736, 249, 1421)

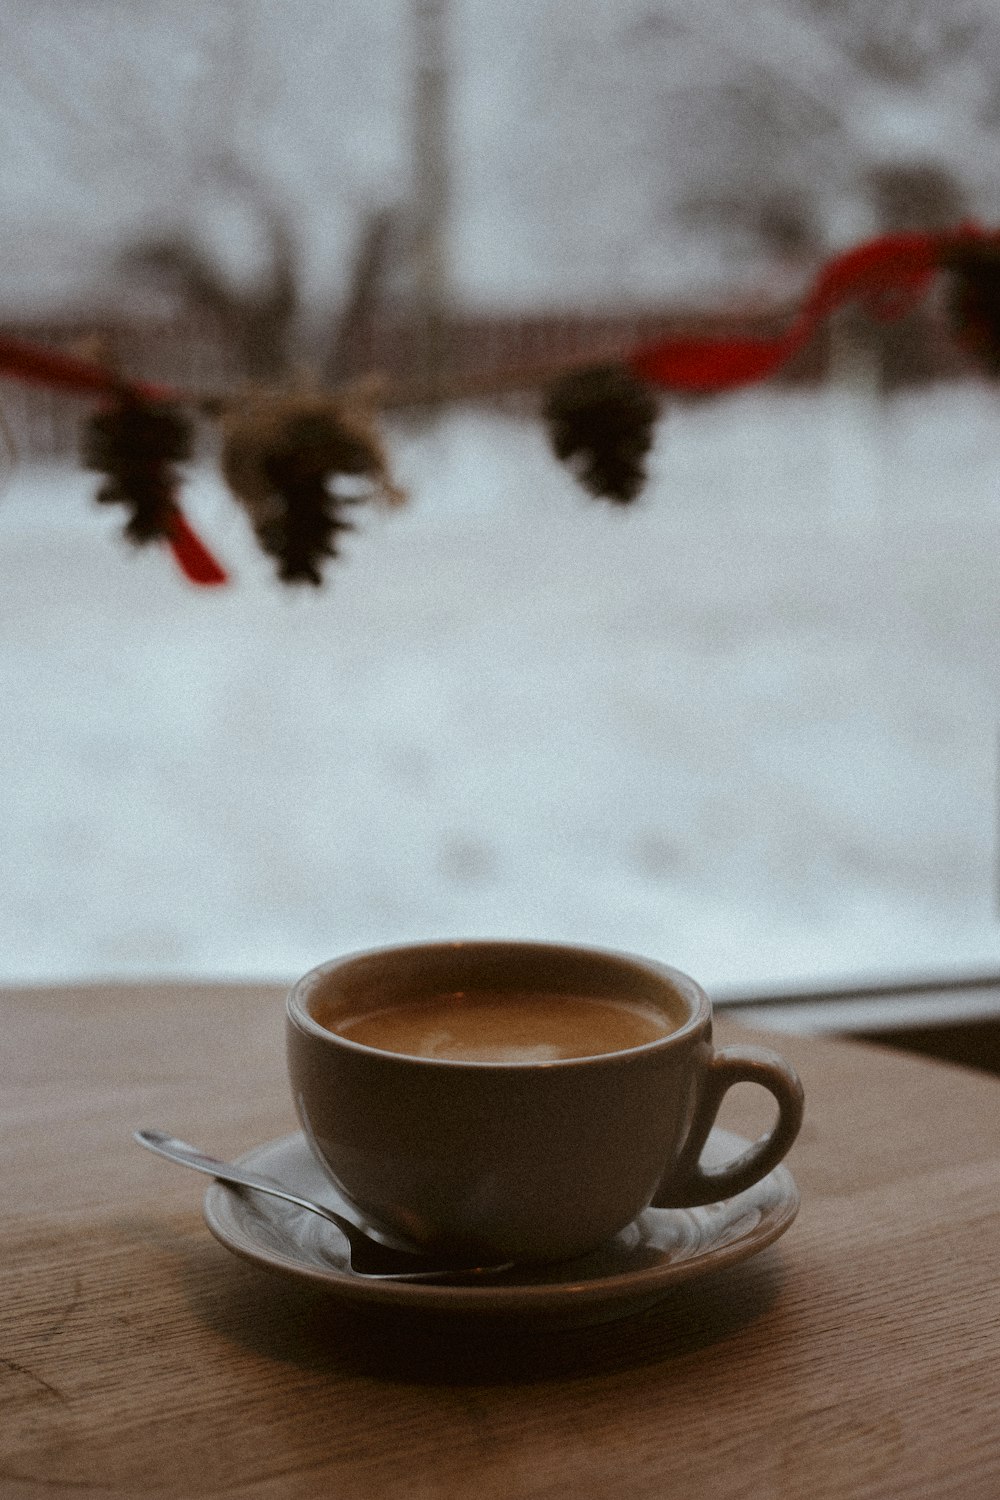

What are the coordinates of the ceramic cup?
(286, 940, 804, 1263)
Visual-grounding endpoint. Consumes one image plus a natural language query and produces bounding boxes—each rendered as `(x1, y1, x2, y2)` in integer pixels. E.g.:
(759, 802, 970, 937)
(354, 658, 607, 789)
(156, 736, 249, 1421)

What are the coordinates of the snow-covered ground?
(1, 382, 999, 994)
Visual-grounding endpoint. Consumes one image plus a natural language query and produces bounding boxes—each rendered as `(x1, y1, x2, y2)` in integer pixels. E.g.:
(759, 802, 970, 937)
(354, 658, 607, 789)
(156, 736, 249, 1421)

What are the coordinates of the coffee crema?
(313, 987, 677, 1062)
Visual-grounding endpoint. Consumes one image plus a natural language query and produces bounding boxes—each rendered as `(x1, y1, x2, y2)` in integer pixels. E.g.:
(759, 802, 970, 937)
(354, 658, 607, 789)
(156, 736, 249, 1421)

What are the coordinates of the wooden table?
(4, 981, 1000, 1500)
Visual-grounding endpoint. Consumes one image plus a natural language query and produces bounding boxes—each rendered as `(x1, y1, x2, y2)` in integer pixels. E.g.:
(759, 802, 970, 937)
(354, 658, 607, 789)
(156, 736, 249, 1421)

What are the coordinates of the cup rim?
(285, 939, 709, 1069)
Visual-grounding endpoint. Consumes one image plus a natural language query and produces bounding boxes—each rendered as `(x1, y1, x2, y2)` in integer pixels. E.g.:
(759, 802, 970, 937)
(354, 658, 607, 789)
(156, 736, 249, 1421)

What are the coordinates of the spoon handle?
(133, 1128, 357, 1230)
(134, 1128, 516, 1282)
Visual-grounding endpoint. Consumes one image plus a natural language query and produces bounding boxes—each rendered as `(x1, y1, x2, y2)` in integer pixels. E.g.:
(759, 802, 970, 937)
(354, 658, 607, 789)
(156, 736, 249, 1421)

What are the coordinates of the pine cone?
(543, 364, 659, 503)
(943, 241, 1000, 375)
(221, 385, 403, 586)
(82, 399, 192, 543)
(258, 412, 362, 585)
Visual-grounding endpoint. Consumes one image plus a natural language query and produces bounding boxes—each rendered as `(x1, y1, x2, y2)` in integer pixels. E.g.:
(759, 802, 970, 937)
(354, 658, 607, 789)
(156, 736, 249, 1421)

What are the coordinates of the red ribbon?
(164, 507, 229, 587)
(628, 225, 998, 393)
(0, 333, 172, 402)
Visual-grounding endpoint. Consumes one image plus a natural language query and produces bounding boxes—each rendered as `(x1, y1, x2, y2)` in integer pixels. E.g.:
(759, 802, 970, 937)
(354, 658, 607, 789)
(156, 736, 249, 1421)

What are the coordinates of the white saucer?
(203, 1129, 799, 1328)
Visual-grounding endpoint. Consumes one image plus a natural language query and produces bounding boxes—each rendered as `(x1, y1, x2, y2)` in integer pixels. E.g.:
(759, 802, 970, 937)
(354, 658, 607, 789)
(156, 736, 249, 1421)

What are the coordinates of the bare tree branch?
(116, 157, 299, 381)
(322, 207, 400, 386)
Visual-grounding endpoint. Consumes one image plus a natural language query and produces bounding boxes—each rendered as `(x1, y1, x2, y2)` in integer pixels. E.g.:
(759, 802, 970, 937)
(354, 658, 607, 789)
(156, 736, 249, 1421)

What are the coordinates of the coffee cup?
(286, 940, 804, 1263)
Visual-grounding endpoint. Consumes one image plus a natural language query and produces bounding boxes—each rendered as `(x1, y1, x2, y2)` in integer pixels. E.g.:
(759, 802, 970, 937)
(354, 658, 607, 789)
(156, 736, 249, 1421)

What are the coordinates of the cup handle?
(651, 1044, 805, 1208)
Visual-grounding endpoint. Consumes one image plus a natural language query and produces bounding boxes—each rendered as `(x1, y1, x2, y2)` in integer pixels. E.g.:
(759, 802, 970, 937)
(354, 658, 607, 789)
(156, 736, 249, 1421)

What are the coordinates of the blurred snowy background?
(2, 0, 1000, 992)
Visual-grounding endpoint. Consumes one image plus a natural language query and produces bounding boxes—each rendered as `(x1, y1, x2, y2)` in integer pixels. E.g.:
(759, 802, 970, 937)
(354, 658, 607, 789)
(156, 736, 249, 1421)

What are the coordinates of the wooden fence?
(0, 298, 963, 458)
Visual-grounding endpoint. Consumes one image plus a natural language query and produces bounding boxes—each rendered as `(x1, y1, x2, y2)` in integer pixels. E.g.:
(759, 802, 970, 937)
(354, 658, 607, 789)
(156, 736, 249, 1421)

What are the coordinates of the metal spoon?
(134, 1128, 514, 1282)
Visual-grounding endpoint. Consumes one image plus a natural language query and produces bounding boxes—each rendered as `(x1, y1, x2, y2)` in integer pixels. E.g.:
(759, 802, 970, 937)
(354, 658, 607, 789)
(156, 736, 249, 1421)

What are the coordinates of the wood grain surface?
(3, 981, 1000, 1500)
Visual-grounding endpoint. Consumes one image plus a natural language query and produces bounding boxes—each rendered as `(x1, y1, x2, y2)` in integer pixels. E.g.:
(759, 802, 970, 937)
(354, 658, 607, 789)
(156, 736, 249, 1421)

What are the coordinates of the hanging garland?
(0, 222, 998, 587)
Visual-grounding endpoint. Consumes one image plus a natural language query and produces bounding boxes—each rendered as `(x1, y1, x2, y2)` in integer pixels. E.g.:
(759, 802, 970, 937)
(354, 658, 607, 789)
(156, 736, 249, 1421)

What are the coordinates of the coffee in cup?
(287, 941, 804, 1262)
(310, 985, 680, 1062)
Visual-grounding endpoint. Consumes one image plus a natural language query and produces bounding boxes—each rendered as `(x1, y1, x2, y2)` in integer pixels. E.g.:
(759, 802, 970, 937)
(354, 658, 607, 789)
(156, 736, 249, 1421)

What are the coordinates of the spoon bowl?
(134, 1129, 515, 1282)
